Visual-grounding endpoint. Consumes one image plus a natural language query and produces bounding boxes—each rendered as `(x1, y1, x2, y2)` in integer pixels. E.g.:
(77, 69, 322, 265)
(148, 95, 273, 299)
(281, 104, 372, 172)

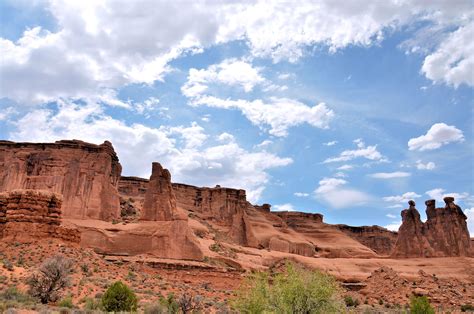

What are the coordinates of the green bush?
(461, 304, 474, 312)
(344, 295, 359, 307)
(158, 293, 179, 314)
(410, 295, 435, 314)
(58, 296, 74, 308)
(101, 281, 138, 312)
(233, 262, 343, 313)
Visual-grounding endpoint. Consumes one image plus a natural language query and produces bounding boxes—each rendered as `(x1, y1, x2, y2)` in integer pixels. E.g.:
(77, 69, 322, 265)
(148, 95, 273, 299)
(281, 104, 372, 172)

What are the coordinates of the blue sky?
(0, 1, 473, 232)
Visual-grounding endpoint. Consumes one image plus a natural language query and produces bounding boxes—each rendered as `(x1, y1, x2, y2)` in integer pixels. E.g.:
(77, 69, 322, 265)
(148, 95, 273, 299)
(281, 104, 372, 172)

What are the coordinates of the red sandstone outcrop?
(142, 163, 186, 221)
(391, 198, 471, 257)
(0, 140, 122, 220)
(0, 189, 80, 242)
(336, 225, 397, 255)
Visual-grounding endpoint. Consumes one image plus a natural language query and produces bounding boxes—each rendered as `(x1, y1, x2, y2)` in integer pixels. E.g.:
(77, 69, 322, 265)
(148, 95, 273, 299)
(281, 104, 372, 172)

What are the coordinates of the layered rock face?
(0, 140, 122, 220)
(173, 183, 248, 223)
(336, 225, 397, 255)
(0, 189, 80, 242)
(392, 198, 471, 257)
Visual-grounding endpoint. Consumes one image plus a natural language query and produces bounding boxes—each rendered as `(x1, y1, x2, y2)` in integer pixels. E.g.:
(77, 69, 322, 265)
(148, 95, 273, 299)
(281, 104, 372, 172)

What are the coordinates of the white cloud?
(383, 192, 421, 203)
(386, 204, 403, 209)
(314, 177, 371, 209)
(1, 1, 472, 106)
(416, 160, 436, 170)
(386, 213, 397, 219)
(421, 22, 474, 87)
(337, 164, 353, 171)
(466, 208, 474, 236)
(323, 140, 338, 146)
(9, 100, 292, 203)
(384, 221, 402, 232)
(181, 59, 265, 97)
(425, 188, 469, 205)
(277, 73, 292, 80)
(369, 171, 411, 179)
(272, 203, 297, 212)
(324, 139, 386, 163)
(408, 123, 464, 151)
(294, 192, 309, 197)
(185, 94, 334, 137)
(255, 140, 273, 149)
(216, 132, 235, 143)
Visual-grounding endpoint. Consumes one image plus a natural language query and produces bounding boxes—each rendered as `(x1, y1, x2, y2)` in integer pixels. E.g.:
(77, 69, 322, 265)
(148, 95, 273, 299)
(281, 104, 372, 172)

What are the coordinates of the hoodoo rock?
(0, 140, 122, 220)
(142, 162, 185, 221)
(391, 198, 471, 257)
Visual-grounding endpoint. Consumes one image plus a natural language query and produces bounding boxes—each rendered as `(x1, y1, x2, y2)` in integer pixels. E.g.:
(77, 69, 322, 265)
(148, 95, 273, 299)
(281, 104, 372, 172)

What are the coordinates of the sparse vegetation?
(344, 295, 360, 307)
(232, 262, 343, 313)
(57, 296, 74, 308)
(178, 293, 203, 313)
(101, 281, 138, 312)
(27, 255, 74, 304)
(410, 295, 435, 314)
(461, 304, 474, 312)
(159, 293, 179, 314)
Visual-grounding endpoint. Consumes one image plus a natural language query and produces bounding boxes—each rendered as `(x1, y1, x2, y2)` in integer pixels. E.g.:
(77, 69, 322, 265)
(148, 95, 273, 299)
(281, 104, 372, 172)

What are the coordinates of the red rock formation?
(172, 183, 248, 223)
(0, 140, 122, 220)
(336, 225, 398, 255)
(142, 163, 185, 221)
(0, 189, 80, 242)
(391, 198, 471, 257)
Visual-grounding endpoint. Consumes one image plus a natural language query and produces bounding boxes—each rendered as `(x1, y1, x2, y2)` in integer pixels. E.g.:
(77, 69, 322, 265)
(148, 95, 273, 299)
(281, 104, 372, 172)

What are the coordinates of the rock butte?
(0, 139, 472, 263)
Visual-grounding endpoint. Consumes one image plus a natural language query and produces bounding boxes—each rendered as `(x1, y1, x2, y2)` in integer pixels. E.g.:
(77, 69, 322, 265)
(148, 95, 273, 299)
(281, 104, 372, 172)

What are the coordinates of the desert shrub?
(2, 258, 14, 271)
(83, 297, 102, 310)
(27, 255, 74, 304)
(1, 286, 33, 303)
(58, 296, 74, 308)
(344, 295, 359, 307)
(159, 293, 179, 314)
(178, 293, 203, 313)
(101, 281, 137, 312)
(410, 295, 435, 314)
(461, 304, 474, 312)
(233, 262, 343, 313)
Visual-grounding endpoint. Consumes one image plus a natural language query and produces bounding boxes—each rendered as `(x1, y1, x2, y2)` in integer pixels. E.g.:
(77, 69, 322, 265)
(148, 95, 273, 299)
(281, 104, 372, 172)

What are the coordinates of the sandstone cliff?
(391, 198, 471, 258)
(0, 189, 80, 242)
(336, 225, 397, 255)
(0, 140, 122, 220)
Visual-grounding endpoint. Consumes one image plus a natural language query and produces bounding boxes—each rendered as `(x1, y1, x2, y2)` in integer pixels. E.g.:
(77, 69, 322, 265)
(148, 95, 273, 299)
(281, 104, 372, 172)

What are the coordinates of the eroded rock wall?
(392, 198, 471, 257)
(336, 225, 398, 255)
(0, 140, 122, 220)
(0, 189, 80, 242)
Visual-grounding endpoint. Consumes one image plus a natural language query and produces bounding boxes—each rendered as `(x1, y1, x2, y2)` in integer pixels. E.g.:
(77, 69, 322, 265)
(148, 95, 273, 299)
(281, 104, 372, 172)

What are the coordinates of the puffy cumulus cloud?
(384, 221, 402, 232)
(272, 203, 297, 212)
(408, 123, 464, 151)
(369, 171, 411, 179)
(466, 208, 474, 235)
(314, 177, 371, 209)
(337, 164, 353, 171)
(182, 59, 265, 97)
(324, 139, 387, 163)
(184, 90, 334, 137)
(9, 100, 292, 202)
(1, 0, 472, 105)
(383, 192, 421, 203)
(425, 188, 469, 204)
(416, 160, 436, 170)
(421, 22, 474, 87)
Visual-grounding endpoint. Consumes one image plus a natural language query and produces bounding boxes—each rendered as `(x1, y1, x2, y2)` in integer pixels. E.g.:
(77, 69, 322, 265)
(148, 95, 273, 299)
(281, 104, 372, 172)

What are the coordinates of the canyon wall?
(336, 225, 398, 255)
(392, 198, 471, 258)
(0, 140, 122, 220)
(0, 189, 80, 242)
